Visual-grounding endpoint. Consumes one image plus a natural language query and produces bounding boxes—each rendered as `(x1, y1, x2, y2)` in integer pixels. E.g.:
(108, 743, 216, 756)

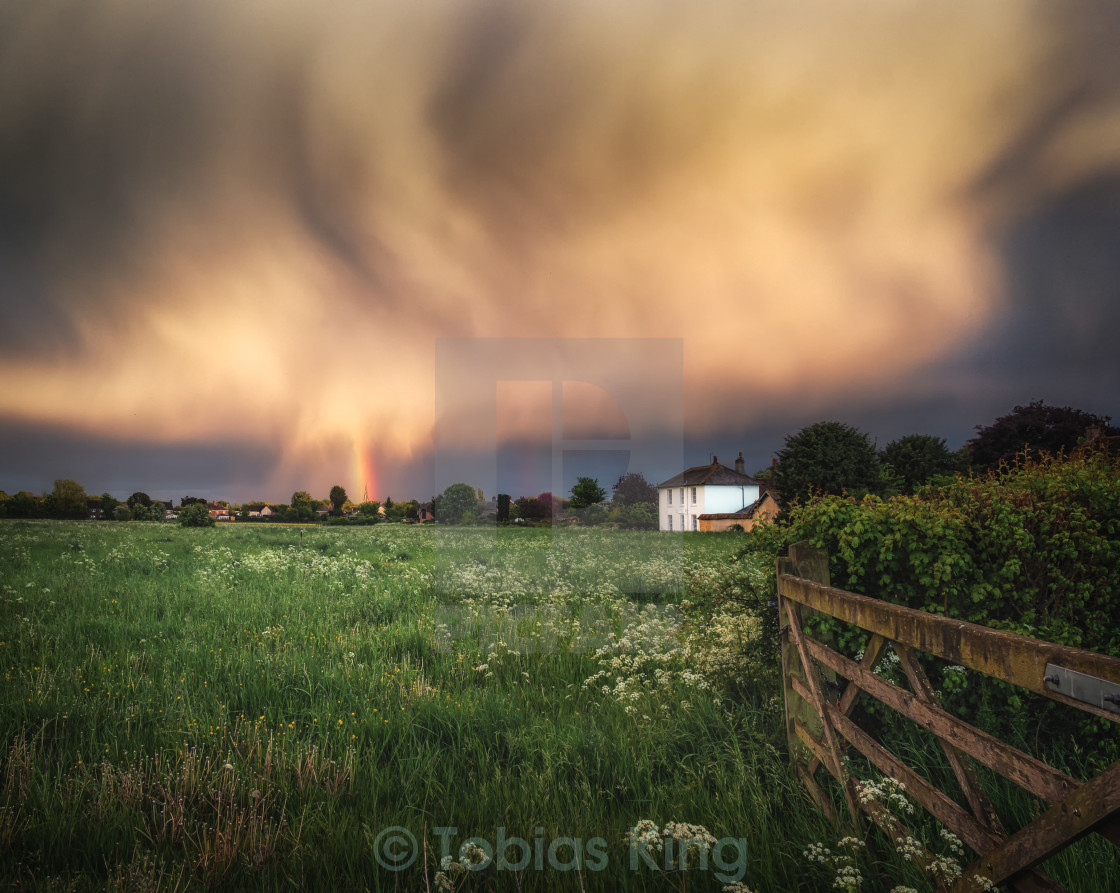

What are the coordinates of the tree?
(568, 476, 606, 509)
(537, 492, 554, 518)
(127, 492, 152, 510)
(99, 493, 119, 518)
(514, 492, 554, 521)
(388, 499, 419, 522)
(329, 485, 348, 516)
(514, 496, 542, 520)
(132, 501, 161, 522)
(291, 491, 313, 522)
(966, 401, 1118, 470)
(181, 496, 207, 507)
(179, 503, 215, 527)
(612, 502, 656, 530)
(497, 493, 511, 523)
(49, 479, 87, 519)
(612, 472, 657, 507)
(357, 500, 381, 517)
(113, 505, 132, 522)
(8, 491, 41, 518)
(776, 421, 885, 504)
(880, 434, 960, 494)
(437, 483, 480, 524)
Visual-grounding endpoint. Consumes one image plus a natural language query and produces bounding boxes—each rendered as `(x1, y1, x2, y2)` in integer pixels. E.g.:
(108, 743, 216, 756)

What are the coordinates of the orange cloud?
(1, 0, 1116, 492)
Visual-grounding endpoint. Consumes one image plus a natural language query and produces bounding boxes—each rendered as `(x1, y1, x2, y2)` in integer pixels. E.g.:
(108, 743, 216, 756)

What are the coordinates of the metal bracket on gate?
(1044, 663, 1120, 714)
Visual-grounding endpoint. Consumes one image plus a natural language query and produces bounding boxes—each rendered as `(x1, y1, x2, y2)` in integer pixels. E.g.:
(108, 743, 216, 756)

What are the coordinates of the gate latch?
(1044, 664, 1120, 714)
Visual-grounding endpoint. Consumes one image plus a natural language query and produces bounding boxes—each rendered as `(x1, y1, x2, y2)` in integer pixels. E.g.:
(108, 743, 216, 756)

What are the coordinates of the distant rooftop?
(656, 456, 763, 489)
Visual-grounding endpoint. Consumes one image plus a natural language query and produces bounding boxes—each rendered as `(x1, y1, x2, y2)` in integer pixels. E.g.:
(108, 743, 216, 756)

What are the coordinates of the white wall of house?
(658, 483, 760, 531)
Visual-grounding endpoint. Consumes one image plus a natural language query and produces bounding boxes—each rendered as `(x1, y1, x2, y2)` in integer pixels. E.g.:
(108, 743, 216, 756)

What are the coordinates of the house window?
(691, 487, 697, 504)
(667, 515, 673, 531)
(667, 490, 672, 506)
(679, 487, 684, 503)
(692, 515, 698, 531)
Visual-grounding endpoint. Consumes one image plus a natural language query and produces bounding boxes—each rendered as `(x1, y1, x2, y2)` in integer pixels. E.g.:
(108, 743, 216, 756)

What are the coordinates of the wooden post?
(780, 544, 838, 801)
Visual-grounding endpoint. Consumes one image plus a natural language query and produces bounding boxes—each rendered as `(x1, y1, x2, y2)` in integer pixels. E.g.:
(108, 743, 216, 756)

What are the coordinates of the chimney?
(734, 451, 744, 475)
(712, 454, 718, 466)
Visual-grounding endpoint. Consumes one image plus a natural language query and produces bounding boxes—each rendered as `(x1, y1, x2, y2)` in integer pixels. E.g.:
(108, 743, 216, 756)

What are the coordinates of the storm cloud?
(1, 0, 1118, 499)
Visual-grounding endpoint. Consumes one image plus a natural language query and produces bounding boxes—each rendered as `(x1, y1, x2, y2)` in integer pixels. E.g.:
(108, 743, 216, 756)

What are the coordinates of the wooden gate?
(778, 542, 1120, 892)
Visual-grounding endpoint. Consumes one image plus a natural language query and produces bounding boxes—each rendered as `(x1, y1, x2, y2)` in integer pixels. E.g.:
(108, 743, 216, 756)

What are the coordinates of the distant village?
(0, 451, 781, 533)
(4, 403, 1115, 531)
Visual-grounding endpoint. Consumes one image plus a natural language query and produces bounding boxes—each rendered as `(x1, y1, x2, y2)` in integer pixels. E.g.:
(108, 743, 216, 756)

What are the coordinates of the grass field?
(1, 520, 1117, 892)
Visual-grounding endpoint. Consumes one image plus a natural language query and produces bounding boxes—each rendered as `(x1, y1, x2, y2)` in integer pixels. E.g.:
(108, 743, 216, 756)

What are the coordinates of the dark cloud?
(1, 1, 1120, 501)
(0, 418, 281, 500)
(958, 174, 1120, 414)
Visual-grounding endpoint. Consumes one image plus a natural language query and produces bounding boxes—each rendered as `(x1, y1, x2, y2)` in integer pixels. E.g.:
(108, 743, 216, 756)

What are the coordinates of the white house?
(656, 453, 763, 532)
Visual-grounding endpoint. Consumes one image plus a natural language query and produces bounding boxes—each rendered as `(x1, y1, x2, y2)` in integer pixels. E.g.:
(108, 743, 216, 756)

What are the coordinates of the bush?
(742, 449, 1120, 756)
(436, 483, 480, 525)
(178, 504, 216, 528)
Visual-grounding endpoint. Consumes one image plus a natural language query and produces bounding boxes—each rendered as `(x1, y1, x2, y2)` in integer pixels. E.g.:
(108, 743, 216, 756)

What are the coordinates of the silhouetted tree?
(179, 504, 215, 527)
(437, 483, 479, 524)
(612, 472, 657, 507)
(966, 401, 1117, 470)
(776, 421, 885, 504)
(881, 434, 960, 493)
(48, 479, 87, 519)
(568, 477, 606, 509)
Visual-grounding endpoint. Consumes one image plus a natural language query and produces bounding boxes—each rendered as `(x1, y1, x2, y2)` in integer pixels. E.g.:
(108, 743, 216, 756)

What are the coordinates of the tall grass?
(1, 520, 1116, 891)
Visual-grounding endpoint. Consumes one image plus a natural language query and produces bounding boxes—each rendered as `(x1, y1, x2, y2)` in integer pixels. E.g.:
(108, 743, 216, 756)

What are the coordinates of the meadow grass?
(1, 520, 1117, 891)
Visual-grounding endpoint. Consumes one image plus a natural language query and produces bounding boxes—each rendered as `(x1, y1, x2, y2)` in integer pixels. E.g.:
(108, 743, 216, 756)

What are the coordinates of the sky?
(1, 0, 1119, 504)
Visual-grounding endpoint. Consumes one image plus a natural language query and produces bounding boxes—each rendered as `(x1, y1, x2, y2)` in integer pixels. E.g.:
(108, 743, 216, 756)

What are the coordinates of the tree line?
(772, 400, 1118, 506)
(2, 401, 1113, 525)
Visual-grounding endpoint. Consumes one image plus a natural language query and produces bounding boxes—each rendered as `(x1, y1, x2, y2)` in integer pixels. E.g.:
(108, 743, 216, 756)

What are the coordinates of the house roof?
(657, 458, 763, 489)
(698, 492, 780, 521)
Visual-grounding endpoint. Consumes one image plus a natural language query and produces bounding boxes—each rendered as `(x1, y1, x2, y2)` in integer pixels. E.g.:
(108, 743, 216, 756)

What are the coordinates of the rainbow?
(352, 441, 378, 504)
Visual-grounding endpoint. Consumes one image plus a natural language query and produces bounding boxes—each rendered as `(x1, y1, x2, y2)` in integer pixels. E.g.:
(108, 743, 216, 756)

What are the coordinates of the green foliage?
(289, 490, 313, 523)
(5, 491, 42, 518)
(131, 501, 162, 522)
(880, 434, 960, 494)
(48, 479, 87, 519)
(607, 502, 658, 530)
(99, 492, 119, 517)
(127, 491, 151, 509)
(746, 450, 1120, 755)
(612, 471, 657, 507)
(178, 503, 216, 527)
(496, 493, 511, 523)
(1, 522, 1116, 890)
(437, 482, 479, 525)
(328, 484, 348, 516)
(514, 493, 553, 522)
(776, 421, 886, 504)
(568, 475, 606, 509)
(386, 498, 419, 522)
(113, 505, 132, 522)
